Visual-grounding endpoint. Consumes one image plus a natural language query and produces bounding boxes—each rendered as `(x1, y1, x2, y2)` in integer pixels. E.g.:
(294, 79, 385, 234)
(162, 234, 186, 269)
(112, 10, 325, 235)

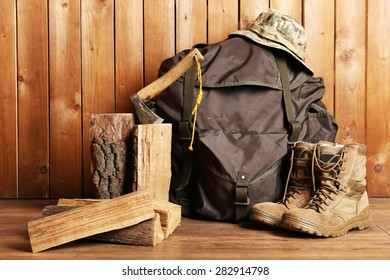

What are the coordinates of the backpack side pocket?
(307, 102, 338, 142)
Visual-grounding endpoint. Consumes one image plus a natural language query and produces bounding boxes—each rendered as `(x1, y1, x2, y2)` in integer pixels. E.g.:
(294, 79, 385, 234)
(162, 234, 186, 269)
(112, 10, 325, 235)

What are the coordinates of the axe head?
(130, 94, 164, 124)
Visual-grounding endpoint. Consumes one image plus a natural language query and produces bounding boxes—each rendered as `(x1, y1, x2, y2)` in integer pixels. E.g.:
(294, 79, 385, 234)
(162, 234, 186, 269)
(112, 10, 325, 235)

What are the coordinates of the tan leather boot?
(281, 142, 372, 237)
(249, 142, 316, 227)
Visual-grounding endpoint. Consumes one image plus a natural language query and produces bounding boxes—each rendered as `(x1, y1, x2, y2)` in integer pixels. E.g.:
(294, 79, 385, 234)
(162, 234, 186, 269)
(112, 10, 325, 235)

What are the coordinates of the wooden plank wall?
(0, 0, 389, 198)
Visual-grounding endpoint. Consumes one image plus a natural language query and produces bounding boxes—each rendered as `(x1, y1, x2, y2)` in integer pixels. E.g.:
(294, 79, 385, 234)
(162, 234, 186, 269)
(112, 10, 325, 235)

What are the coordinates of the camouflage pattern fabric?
(230, 8, 313, 75)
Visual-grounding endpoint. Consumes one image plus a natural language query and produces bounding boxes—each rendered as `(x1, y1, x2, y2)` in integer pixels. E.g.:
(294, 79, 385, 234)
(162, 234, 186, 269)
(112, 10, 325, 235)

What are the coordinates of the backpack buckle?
(234, 195, 250, 206)
(235, 172, 251, 220)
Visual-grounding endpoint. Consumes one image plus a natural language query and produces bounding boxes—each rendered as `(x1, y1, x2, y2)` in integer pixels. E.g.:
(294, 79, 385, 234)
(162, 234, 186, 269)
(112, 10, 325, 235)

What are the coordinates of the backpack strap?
(176, 63, 197, 215)
(175, 45, 208, 215)
(274, 53, 301, 146)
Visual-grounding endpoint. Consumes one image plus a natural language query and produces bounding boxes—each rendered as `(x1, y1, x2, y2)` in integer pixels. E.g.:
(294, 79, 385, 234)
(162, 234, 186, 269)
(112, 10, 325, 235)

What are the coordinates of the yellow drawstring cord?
(188, 55, 203, 151)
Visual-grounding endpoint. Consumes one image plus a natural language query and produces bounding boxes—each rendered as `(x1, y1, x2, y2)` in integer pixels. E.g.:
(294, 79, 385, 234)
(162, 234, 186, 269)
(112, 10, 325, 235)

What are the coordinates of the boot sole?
(249, 209, 281, 227)
(280, 207, 373, 237)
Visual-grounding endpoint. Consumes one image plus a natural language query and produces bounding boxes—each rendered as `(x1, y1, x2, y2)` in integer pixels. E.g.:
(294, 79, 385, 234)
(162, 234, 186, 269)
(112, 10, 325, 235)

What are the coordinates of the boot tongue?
(307, 144, 343, 212)
(316, 144, 343, 189)
(296, 148, 310, 160)
(319, 146, 342, 163)
(321, 152, 340, 163)
(294, 148, 310, 177)
(294, 142, 314, 160)
(284, 144, 314, 205)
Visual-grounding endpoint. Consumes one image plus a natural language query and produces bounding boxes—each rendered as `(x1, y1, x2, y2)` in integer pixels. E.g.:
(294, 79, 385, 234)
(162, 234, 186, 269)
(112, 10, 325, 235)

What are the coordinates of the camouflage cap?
(230, 9, 313, 74)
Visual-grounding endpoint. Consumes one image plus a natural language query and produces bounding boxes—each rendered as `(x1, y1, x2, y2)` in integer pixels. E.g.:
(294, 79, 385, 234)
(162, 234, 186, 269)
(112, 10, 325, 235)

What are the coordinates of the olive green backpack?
(153, 37, 337, 221)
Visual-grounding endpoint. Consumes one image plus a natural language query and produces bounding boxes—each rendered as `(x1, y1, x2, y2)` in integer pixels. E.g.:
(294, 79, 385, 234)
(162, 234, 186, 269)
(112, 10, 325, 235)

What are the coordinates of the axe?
(131, 48, 204, 124)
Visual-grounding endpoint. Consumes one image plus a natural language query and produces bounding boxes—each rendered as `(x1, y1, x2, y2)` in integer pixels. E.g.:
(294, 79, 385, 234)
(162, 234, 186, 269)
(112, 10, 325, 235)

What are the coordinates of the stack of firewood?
(28, 114, 180, 253)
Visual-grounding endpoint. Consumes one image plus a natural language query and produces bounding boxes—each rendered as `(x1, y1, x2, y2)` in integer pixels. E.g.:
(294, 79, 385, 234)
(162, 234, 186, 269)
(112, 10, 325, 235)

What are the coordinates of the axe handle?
(136, 48, 204, 102)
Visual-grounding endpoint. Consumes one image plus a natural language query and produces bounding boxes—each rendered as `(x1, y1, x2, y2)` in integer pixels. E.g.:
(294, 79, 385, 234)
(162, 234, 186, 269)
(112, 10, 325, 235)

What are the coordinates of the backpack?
(153, 36, 338, 221)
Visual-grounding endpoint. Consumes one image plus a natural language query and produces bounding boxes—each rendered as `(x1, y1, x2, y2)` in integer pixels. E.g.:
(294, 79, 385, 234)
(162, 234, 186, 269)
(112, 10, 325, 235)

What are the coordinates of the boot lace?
(305, 146, 346, 212)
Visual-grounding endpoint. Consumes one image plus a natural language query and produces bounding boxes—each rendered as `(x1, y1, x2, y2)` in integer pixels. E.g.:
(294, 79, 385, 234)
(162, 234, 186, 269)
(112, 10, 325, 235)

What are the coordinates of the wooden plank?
(133, 124, 172, 201)
(27, 190, 155, 253)
(90, 114, 135, 198)
(82, 0, 115, 198)
(39, 206, 165, 247)
(0, 0, 17, 198)
(239, 0, 269, 29)
(270, 0, 302, 23)
(366, 0, 390, 197)
(208, 0, 239, 44)
(335, 0, 366, 145)
(115, 0, 143, 113)
(17, 0, 49, 198)
(303, 0, 335, 114)
(176, 0, 207, 51)
(49, 0, 82, 198)
(144, 0, 175, 85)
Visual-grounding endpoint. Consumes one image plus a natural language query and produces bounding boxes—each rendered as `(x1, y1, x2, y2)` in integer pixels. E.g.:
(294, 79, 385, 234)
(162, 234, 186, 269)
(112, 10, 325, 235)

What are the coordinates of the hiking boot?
(281, 141, 372, 237)
(249, 142, 316, 227)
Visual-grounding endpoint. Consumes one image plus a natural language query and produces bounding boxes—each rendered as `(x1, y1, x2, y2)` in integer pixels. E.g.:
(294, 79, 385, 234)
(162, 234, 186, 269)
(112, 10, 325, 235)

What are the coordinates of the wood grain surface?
(366, 0, 390, 197)
(49, 0, 82, 198)
(0, 0, 17, 197)
(17, 0, 49, 198)
(0, 0, 389, 198)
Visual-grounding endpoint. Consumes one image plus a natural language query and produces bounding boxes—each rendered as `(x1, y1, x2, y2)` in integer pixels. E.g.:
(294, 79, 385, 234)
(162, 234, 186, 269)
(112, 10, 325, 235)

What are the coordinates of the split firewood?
(37, 205, 164, 247)
(57, 198, 103, 206)
(91, 214, 164, 246)
(90, 113, 135, 198)
(153, 200, 181, 238)
(28, 190, 154, 253)
(133, 124, 172, 201)
(57, 197, 181, 239)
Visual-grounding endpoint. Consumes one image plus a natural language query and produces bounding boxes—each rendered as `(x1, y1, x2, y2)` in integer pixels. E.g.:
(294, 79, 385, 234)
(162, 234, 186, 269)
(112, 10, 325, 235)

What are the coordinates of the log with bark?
(90, 113, 135, 198)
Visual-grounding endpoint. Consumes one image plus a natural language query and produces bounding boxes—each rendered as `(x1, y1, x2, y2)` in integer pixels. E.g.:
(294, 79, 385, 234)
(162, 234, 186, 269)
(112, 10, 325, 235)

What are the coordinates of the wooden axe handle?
(136, 48, 204, 102)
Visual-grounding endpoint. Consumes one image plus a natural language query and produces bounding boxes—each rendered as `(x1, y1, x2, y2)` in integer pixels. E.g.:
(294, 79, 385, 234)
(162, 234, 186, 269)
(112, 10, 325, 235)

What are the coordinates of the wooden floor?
(1, 198, 389, 260)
